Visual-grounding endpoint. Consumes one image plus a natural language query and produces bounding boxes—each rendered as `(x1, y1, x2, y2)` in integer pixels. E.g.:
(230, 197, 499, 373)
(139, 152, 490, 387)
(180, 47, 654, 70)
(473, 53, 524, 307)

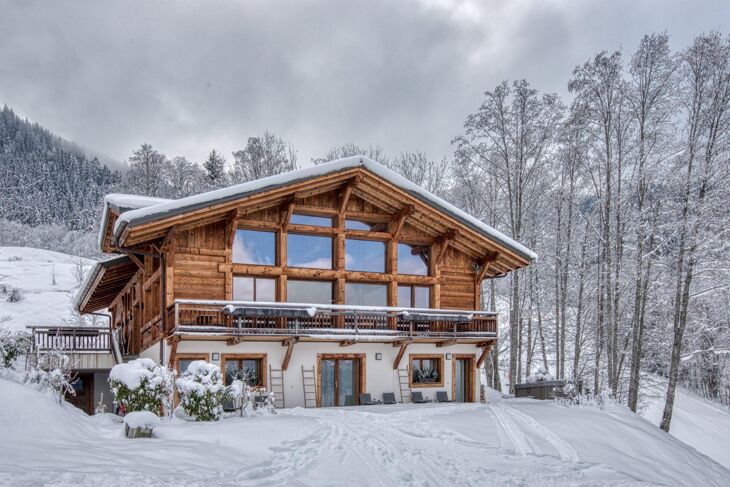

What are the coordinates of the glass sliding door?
(319, 356, 362, 407)
(320, 359, 336, 407)
(454, 357, 473, 402)
(455, 359, 466, 402)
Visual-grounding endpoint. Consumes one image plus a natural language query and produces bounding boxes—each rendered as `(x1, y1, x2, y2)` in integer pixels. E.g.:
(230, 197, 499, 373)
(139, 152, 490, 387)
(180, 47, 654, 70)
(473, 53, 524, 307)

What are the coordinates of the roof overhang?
(110, 156, 537, 264)
(74, 255, 139, 313)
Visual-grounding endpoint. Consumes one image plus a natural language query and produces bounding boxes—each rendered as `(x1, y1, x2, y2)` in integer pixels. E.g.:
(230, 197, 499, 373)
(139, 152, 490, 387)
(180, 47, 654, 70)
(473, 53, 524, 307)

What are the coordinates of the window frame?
(286, 232, 334, 269)
(290, 213, 334, 227)
(409, 354, 444, 388)
(397, 242, 430, 276)
(397, 284, 431, 308)
(344, 237, 387, 273)
(232, 228, 277, 266)
(221, 353, 267, 389)
(232, 275, 276, 302)
(286, 279, 335, 304)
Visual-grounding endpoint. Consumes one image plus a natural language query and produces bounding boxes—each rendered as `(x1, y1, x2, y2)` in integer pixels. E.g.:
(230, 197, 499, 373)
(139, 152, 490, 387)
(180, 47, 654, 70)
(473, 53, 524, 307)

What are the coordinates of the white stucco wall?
(146, 339, 483, 408)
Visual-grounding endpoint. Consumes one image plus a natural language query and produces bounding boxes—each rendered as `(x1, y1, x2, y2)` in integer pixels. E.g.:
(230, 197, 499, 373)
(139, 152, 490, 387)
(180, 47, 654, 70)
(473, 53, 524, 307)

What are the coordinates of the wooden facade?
(78, 161, 534, 371)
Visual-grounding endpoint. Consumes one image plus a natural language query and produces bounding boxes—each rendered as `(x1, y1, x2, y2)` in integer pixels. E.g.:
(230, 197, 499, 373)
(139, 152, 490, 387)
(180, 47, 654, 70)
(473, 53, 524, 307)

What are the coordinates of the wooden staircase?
(302, 366, 317, 408)
(398, 368, 412, 403)
(269, 366, 285, 409)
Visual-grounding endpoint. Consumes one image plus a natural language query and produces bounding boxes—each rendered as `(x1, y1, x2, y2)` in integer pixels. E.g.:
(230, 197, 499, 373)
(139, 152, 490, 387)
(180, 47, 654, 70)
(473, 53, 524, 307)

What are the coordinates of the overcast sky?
(1, 0, 728, 167)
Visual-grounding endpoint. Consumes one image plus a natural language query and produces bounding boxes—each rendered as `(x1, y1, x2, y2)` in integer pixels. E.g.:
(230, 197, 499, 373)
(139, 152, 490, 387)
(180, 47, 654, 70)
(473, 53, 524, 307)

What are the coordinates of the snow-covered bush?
(24, 349, 75, 404)
(526, 366, 554, 383)
(109, 358, 174, 415)
(0, 326, 30, 368)
(175, 360, 226, 421)
(553, 381, 579, 406)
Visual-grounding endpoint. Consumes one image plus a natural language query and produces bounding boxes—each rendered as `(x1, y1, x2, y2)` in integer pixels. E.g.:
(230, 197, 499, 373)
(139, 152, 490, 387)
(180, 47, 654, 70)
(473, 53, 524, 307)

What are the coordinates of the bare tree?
(231, 131, 298, 183)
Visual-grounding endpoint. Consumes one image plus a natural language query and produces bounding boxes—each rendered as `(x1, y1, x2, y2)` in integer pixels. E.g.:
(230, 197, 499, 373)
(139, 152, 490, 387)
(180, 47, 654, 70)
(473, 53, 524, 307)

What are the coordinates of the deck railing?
(164, 300, 498, 340)
(28, 326, 113, 353)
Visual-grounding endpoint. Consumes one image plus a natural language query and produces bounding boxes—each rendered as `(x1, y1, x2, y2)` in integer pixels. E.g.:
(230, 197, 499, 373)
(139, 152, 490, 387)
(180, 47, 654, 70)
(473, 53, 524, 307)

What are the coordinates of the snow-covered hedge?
(109, 358, 174, 415)
(0, 326, 30, 368)
(175, 360, 225, 421)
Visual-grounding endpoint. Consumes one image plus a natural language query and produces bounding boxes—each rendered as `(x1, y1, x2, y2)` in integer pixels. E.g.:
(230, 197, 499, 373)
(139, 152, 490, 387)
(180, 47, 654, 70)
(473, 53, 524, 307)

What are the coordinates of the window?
(287, 280, 333, 304)
(397, 285, 430, 308)
(223, 355, 266, 387)
(345, 219, 374, 231)
(232, 229, 275, 265)
(290, 213, 333, 227)
(233, 276, 276, 302)
(398, 243, 429, 275)
(345, 282, 387, 306)
(409, 355, 444, 387)
(176, 354, 209, 375)
(345, 239, 385, 273)
(287, 234, 333, 269)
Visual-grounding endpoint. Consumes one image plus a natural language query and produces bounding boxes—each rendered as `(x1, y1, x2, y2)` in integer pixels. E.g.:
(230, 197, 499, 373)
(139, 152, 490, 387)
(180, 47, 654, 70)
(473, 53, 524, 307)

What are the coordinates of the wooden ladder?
(302, 366, 317, 408)
(269, 366, 285, 409)
(398, 368, 412, 403)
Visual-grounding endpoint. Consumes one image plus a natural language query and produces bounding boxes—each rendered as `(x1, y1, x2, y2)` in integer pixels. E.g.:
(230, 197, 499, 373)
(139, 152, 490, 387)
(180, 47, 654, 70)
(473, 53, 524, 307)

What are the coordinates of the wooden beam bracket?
(393, 342, 410, 369)
(282, 337, 298, 370)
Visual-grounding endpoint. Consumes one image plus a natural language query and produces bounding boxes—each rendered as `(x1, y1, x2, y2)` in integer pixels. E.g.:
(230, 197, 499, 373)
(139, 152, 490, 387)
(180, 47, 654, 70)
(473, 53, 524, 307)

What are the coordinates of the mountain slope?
(0, 247, 96, 332)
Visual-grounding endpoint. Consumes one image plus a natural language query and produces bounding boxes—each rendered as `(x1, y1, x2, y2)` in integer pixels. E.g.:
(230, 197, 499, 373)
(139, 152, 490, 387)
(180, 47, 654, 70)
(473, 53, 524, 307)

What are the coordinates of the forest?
(1, 31, 728, 432)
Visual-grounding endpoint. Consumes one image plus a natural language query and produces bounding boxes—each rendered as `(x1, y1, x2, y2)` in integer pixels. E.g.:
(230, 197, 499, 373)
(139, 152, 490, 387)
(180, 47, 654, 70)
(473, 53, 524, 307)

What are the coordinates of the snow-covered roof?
(112, 156, 537, 262)
(97, 193, 172, 249)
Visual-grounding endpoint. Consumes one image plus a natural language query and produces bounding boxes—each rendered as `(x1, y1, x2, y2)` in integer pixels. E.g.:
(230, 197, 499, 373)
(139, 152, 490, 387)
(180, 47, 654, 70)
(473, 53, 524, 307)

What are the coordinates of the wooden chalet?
(74, 156, 535, 407)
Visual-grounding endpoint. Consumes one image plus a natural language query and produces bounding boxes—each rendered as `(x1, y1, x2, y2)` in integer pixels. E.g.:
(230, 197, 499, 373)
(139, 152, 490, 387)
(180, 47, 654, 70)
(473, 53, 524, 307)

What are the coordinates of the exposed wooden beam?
(393, 342, 409, 369)
(339, 340, 358, 347)
(434, 229, 458, 269)
(227, 337, 243, 346)
(476, 251, 500, 281)
(392, 339, 413, 347)
(436, 339, 457, 347)
(390, 204, 415, 242)
(338, 176, 362, 218)
(168, 336, 180, 369)
(282, 337, 298, 371)
(125, 252, 144, 270)
(476, 341, 496, 368)
(281, 198, 297, 232)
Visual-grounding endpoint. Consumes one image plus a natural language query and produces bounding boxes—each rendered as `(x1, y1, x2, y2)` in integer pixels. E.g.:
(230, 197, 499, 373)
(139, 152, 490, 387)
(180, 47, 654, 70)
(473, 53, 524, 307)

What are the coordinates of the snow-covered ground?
(644, 387, 730, 469)
(1, 378, 727, 486)
(0, 247, 95, 332)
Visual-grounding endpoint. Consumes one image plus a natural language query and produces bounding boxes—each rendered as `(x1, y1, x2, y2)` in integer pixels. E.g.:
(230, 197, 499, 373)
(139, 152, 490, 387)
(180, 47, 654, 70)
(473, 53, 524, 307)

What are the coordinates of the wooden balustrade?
(29, 327, 112, 353)
(167, 301, 497, 339)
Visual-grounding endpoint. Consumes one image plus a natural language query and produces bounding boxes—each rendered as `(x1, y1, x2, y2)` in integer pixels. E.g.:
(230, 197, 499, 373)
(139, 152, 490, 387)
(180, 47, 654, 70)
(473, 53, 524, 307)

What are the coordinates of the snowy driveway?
(1, 379, 728, 486)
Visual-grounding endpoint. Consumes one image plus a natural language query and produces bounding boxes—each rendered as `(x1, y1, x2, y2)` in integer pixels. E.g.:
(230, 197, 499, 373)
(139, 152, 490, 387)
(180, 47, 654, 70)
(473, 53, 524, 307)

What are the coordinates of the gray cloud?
(0, 0, 727, 166)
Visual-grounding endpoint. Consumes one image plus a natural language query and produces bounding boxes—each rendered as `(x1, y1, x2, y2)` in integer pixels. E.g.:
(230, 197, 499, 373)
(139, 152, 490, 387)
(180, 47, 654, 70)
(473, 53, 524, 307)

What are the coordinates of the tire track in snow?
(503, 405, 580, 462)
(491, 403, 535, 457)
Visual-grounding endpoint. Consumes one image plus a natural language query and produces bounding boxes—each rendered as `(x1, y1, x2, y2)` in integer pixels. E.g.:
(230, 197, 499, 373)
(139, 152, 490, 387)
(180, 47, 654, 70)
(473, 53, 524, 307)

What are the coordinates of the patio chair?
(359, 393, 378, 405)
(411, 391, 430, 403)
(436, 391, 454, 403)
(382, 392, 398, 405)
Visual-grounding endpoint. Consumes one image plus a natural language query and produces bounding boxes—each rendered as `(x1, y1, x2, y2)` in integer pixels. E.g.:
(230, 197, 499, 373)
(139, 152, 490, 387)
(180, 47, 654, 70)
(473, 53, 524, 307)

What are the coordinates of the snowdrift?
(1, 377, 728, 486)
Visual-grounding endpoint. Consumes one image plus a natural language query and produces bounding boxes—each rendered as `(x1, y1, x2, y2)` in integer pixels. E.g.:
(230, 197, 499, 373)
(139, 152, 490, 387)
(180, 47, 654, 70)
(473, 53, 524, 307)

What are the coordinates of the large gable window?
(233, 229, 275, 265)
(345, 239, 385, 273)
(287, 234, 333, 269)
(398, 243, 429, 275)
(290, 213, 333, 227)
(233, 276, 276, 302)
(345, 282, 387, 307)
(287, 280, 333, 304)
(397, 285, 430, 308)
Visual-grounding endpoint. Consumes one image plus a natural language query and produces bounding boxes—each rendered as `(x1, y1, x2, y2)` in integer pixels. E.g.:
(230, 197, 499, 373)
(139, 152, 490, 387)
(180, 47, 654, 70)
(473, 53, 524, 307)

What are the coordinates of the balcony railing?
(163, 300, 498, 341)
(28, 326, 112, 353)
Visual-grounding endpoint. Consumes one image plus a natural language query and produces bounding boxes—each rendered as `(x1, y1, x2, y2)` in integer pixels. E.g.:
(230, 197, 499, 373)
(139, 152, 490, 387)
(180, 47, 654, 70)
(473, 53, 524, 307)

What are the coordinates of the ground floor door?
(453, 356, 475, 403)
(68, 372, 94, 414)
(319, 355, 364, 407)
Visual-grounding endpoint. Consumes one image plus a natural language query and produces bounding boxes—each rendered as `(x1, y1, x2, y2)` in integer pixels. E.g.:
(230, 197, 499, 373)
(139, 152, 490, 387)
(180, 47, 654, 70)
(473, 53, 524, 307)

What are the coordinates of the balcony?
(154, 300, 497, 346)
(27, 326, 118, 370)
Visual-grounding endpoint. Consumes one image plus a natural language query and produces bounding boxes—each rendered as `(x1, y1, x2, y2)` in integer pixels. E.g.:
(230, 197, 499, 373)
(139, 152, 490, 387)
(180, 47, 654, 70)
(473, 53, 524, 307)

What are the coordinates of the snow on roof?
(112, 156, 537, 261)
(97, 193, 172, 249)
